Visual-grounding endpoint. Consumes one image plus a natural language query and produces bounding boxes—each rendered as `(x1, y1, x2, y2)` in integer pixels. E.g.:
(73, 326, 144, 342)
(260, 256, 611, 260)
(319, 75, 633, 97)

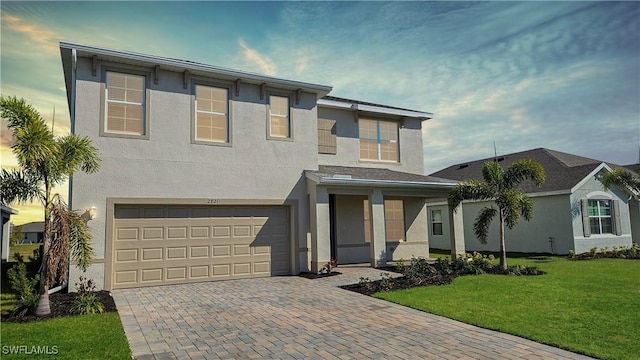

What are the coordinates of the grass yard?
(0, 312, 131, 359)
(375, 256, 640, 360)
(7, 244, 41, 260)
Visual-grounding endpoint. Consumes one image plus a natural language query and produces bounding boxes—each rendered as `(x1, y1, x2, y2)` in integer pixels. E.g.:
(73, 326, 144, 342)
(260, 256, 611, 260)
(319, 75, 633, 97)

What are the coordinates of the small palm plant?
(448, 159, 545, 270)
(1, 96, 101, 316)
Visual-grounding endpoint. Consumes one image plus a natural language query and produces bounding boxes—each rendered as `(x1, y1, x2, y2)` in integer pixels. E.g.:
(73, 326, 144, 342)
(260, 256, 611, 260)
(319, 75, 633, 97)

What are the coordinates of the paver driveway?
(113, 266, 592, 360)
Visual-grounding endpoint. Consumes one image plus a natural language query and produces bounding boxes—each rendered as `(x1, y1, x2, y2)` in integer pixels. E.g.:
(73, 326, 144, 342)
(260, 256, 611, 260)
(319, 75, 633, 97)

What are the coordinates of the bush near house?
(568, 244, 640, 260)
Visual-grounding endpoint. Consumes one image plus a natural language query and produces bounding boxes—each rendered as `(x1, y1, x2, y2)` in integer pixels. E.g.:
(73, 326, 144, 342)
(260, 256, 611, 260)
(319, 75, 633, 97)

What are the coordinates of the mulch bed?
(2, 290, 117, 323)
(340, 274, 456, 296)
(299, 271, 342, 279)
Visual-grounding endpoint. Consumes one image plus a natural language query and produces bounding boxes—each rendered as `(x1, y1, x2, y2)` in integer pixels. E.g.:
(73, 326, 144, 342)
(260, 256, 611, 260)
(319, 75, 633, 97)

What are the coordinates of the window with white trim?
(105, 72, 145, 136)
(359, 118, 398, 162)
(431, 209, 443, 236)
(588, 199, 613, 234)
(195, 85, 229, 143)
(268, 95, 290, 138)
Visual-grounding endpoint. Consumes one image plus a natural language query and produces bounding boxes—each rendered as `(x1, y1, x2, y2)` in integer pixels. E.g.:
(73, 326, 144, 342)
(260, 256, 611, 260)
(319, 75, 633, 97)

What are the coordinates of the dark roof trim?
(318, 96, 432, 120)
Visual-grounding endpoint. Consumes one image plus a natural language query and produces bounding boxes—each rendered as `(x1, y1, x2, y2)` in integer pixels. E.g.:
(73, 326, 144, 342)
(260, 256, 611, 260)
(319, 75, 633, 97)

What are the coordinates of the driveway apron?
(113, 267, 592, 360)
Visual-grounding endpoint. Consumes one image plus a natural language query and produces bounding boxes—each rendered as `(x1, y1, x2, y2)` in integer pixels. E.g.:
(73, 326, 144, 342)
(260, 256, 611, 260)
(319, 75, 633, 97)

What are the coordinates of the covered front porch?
(305, 166, 466, 272)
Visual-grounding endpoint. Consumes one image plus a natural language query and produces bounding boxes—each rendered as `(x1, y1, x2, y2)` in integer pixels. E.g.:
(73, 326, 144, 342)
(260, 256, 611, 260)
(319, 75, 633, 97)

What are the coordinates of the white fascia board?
(317, 177, 457, 189)
(353, 104, 433, 120)
(316, 98, 353, 110)
(316, 99, 433, 120)
(59, 41, 333, 97)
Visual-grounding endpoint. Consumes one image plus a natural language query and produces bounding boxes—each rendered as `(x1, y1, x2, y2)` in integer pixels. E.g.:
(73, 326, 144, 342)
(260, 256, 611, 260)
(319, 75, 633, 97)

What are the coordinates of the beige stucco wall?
(317, 107, 425, 175)
(335, 195, 369, 264)
(70, 57, 319, 288)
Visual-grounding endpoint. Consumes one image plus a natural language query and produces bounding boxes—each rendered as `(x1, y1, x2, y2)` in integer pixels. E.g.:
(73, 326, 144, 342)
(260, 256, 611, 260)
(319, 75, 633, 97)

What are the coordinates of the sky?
(1, 1, 639, 225)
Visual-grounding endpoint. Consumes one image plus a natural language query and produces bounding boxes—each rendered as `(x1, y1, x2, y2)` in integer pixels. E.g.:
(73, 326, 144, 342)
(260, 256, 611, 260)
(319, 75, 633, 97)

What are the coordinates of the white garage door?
(111, 205, 290, 289)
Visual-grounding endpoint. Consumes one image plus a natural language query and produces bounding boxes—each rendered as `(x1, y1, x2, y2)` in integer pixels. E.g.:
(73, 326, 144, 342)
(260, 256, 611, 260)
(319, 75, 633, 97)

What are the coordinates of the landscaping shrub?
(71, 277, 104, 315)
(6, 254, 40, 318)
(568, 243, 640, 260)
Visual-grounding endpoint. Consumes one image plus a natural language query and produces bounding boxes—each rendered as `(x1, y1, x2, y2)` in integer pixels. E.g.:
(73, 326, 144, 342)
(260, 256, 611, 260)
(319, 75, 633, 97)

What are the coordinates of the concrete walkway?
(113, 265, 592, 360)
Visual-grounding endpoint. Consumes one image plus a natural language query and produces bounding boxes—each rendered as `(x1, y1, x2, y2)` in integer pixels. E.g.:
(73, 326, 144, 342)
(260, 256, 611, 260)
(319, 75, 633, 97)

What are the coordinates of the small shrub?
(6, 254, 40, 318)
(71, 277, 104, 315)
(589, 246, 598, 257)
(402, 257, 439, 284)
(505, 265, 544, 276)
(379, 273, 393, 292)
(358, 277, 373, 292)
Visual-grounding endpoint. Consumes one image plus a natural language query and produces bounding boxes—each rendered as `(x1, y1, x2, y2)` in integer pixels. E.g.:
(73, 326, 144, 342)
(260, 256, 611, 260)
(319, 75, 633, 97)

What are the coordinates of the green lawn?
(7, 244, 41, 260)
(0, 312, 131, 359)
(375, 256, 640, 360)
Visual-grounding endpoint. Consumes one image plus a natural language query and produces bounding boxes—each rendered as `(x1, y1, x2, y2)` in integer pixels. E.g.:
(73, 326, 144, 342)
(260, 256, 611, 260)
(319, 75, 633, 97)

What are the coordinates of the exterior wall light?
(88, 206, 97, 220)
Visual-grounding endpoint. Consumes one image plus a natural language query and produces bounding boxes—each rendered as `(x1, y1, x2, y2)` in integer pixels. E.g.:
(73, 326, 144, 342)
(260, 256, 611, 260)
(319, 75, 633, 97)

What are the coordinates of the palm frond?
(57, 134, 101, 176)
(0, 96, 42, 129)
(481, 161, 504, 187)
(503, 159, 545, 189)
(448, 180, 494, 210)
(473, 206, 498, 244)
(601, 168, 640, 193)
(0, 168, 43, 205)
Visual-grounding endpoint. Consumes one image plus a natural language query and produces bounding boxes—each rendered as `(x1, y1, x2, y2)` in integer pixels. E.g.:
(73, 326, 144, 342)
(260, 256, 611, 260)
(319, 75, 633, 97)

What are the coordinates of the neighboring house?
(427, 148, 639, 255)
(60, 42, 465, 290)
(1, 205, 18, 263)
(18, 221, 45, 244)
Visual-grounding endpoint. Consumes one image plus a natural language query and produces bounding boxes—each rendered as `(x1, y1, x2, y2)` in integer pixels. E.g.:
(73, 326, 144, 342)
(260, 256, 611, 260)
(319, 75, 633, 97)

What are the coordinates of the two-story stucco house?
(60, 42, 465, 290)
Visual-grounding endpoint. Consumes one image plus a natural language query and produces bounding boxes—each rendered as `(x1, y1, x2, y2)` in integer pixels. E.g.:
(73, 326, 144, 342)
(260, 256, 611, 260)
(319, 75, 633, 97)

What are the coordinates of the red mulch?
(2, 290, 117, 323)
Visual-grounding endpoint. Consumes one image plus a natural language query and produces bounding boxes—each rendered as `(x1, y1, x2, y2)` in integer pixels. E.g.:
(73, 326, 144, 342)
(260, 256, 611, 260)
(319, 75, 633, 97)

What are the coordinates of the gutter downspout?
(66, 48, 77, 291)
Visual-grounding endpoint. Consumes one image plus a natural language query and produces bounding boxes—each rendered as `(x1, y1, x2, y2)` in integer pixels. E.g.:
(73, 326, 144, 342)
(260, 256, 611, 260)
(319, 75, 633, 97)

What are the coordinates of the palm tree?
(600, 168, 640, 193)
(448, 159, 545, 270)
(1, 96, 100, 316)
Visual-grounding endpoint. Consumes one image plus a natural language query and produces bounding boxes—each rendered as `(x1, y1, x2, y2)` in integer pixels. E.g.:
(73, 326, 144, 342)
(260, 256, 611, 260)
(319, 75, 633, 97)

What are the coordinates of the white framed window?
(588, 199, 613, 234)
(268, 95, 290, 139)
(384, 199, 405, 241)
(104, 71, 146, 136)
(431, 209, 443, 236)
(359, 118, 399, 162)
(195, 85, 229, 143)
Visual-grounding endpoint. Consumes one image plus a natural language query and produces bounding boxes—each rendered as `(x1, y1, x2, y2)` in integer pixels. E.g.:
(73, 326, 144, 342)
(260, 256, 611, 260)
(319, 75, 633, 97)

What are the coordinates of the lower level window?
(431, 210, 443, 235)
(588, 199, 612, 234)
(384, 200, 405, 241)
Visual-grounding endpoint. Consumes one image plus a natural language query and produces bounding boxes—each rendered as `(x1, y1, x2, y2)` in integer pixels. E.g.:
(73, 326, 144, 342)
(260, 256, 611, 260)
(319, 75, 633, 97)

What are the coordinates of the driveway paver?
(113, 266, 592, 359)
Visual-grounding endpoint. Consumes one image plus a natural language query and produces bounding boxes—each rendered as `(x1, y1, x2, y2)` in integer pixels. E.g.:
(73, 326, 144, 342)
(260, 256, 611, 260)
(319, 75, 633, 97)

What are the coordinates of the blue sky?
(1, 1, 639, 224)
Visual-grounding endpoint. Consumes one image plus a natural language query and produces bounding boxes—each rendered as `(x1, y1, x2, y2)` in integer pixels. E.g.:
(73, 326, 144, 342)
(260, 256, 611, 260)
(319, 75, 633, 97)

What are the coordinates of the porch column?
(370, 189, 387, 267)
(449, 204, 465, 258)
(310, 186, 331, 273)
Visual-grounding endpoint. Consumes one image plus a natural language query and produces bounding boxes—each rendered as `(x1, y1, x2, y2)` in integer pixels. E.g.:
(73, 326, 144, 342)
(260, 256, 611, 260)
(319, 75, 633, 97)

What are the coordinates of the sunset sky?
(1, 1, 639, 225)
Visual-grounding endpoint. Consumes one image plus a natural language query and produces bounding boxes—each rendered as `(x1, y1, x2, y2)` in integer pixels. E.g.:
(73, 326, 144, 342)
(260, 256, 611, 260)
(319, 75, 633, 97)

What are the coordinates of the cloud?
(238, 39, 277, 76)
(1, 13, 60, 55)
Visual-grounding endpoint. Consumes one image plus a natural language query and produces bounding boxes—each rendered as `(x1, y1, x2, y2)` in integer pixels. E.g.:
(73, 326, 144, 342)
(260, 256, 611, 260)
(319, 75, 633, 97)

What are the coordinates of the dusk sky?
(1, 1, 639, 224)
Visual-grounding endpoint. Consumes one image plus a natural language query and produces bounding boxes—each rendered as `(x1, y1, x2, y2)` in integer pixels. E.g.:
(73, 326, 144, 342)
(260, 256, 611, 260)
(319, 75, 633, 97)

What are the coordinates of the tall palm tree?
(1, 96, 100, 316)
(448, 159, 545, 270)
(600, 168, 640, 193)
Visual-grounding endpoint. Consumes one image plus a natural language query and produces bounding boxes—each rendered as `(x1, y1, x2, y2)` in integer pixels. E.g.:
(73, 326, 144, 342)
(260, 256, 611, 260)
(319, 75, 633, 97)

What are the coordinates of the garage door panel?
(112, 205, 290, 289)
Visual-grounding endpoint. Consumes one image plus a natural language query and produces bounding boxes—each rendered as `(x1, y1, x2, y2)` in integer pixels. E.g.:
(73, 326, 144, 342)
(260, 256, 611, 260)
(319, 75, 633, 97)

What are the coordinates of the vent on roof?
(458, 164, 469, 169)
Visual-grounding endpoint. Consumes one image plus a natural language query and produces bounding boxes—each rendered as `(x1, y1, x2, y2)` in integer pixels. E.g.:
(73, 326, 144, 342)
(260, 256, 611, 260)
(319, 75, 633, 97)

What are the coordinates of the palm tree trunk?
(499, 212, 507, 270)
(35, 190, 51, 316)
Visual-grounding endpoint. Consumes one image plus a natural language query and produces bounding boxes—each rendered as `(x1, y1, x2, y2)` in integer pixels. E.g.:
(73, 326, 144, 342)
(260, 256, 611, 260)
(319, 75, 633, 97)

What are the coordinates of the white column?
(310, 186, 331, 273)
(448, 204, 465, 258)
(370, 189, 387, 267)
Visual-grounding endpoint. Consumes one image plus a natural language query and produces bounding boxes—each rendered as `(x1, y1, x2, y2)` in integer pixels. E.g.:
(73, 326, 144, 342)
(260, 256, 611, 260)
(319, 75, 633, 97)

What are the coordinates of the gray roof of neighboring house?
(307, 165, 457, 187)
(19, 221, 45, 233)
(429, 148, 630, 194)
(624, 163, 640, 173)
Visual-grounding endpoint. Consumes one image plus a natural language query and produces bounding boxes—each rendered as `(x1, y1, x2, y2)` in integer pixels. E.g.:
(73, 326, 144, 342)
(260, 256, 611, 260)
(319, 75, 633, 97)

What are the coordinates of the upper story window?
(104, 72, 146, 137)
(359, 118, 398, 162)
(318, 118, 337, 154)
(194, 85, 229, 143)
(268, 95, 291, 139)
